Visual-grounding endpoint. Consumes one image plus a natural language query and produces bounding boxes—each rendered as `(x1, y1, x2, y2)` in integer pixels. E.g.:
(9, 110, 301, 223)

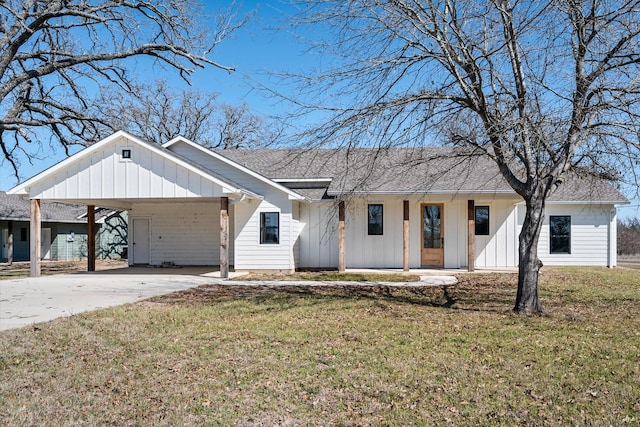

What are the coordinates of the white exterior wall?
(168, 141, 300, 271)
(474, 199, 519, 268)
(29, 136, 224, 200)
(518, 203, 616, 267)
(299, 197, 476, 269)
(298, 202, 339, 268)
(129, 202, 219, 265)
(233, 195, 297, 271)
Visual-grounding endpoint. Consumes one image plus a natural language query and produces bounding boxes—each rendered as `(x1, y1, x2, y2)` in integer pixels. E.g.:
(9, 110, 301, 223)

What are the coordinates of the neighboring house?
(0, 191, 126, 263)
(7, 131, 628, 274)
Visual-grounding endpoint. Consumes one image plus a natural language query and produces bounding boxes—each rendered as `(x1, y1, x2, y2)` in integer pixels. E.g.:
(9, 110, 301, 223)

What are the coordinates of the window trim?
(474, 205, 490, 235)
(259, 212, 280, 245)
(120, 147, 133, 162)
(549, 215, 571, 254)
(367, 203, 383, 235)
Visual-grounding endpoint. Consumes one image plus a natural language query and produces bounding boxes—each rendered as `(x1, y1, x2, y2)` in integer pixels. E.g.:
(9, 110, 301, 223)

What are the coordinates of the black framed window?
(550, 215, 571, 254)
(475, 206, 490, 235)
(260, 212, 279, 244)
(368, 204, 383, 235)
(20, 227, 27, 242)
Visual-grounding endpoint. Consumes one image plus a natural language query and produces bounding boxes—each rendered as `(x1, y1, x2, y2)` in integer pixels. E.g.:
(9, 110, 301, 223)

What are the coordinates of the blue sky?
(0, 1, 303, 191)
(1, 0, 638, 219)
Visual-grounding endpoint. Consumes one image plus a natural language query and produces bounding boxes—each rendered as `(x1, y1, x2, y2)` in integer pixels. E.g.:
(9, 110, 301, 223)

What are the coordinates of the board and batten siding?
(474, 199, 519, 268)
(527, 204, 616, 267)
(129, 202, 219, 266)
(301, 197, 472, 270)
(298, 202, 339, 269)
(28, 136, 225, 200)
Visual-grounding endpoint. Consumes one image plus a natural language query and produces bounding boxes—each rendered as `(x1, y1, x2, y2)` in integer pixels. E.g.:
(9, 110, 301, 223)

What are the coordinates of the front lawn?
(1, 267, 638, 425)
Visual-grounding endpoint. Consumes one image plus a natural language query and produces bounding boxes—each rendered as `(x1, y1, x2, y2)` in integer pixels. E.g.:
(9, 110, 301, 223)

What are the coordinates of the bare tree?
(278, 0, 640, 314)
(618, 218, 640, 256)
(96, 80, 220, 144)
(97, 82, 279, 148)
(0, 0, 245, 178)
(214, 103, 281, 149)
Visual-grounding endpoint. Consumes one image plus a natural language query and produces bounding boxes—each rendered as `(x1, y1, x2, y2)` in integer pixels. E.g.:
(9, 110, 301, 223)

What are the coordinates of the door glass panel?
(423, 205, 441, 249)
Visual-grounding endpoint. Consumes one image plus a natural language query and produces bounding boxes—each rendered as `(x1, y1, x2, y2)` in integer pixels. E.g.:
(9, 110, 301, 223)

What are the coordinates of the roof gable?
(8, 131, 257, 201)
(163, 137, 305, 200)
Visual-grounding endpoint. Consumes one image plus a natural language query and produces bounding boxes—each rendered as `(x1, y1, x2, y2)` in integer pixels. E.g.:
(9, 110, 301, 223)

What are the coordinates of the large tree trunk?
(514, 196, 546, 314)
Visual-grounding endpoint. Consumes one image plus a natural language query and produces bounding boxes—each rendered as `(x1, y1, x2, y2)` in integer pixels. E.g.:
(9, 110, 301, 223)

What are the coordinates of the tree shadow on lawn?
(149, 273, 518, 314)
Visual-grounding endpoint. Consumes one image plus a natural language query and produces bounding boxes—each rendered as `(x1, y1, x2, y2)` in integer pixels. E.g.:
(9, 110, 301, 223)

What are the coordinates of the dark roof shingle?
(216, 148, 628, 203)
(1, 191, 89, 222)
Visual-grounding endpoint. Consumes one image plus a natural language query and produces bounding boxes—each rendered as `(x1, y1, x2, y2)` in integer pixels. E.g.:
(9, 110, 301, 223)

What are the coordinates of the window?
(20, 227, 27, 242)
(550, 215, 571, 254)
(260, 212, 279, 244)
(368, 204, 383, 235)
(121, 149, 132, 159)
(475, 206, 490, 235)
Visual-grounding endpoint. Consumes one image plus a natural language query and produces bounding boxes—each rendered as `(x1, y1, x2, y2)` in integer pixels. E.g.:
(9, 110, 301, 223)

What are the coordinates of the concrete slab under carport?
(0, 267, 238, 331)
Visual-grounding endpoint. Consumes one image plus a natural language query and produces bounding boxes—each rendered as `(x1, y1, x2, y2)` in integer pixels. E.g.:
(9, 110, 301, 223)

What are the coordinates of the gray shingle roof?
(0, 191, 89, 222)
(216, 147, 628, 203)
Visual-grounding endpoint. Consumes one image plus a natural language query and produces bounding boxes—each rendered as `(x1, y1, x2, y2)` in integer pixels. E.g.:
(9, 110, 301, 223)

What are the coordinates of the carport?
(8, 131, 261, 279)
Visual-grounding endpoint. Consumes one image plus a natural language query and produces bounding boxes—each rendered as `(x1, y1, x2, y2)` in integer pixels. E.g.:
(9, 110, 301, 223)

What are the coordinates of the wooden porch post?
(87, 205, 96, 272)
(403, 200, 410, 271)
(30, 199, 41, 277)
(468, 200, 475, 272)
(7, 220, 13, 265)
(338, 200, 346, 272)
(220, 197, 229, 279)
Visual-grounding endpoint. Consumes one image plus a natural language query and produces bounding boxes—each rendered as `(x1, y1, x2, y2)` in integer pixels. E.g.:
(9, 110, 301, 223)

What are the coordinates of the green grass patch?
(1, 267, 639, 425)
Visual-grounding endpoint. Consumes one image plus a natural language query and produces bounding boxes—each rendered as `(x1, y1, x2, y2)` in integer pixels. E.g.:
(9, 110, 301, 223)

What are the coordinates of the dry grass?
(0, 259, 127, 280)
(0, 267, 639, 426)
(237, 270, 422, 282)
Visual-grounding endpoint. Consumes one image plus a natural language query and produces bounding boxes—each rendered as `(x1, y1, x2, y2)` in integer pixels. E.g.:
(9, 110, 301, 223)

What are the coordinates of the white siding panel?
(234, 197, 295, 270)
(517, 204, 614, 266)
(103, 151, 115, 198)
(298, 202, 339, 268)
(130, 202, 220, 265)
(162, 160, 176, 198)
(26, 135, 227, 200)
(138, 148, 152, 198)
(343, 199, 404, 268)
(442, 199, 463, 269)
(475, 200, 519, 268)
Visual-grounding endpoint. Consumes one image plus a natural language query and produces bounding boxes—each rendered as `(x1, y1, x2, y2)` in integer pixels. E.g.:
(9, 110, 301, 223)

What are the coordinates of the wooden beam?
(87, 205, 96, 272)
(7, 220, 13, 265)
(403, 200, 410, 271)
(220, 197, 229, 279)
(338, 200, 346, 272)
(30, 199, 41, 277)
(468, 200, 475, 272)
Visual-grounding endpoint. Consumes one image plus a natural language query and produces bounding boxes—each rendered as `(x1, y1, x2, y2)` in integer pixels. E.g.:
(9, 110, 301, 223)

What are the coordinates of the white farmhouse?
(9, 131, 628, 276)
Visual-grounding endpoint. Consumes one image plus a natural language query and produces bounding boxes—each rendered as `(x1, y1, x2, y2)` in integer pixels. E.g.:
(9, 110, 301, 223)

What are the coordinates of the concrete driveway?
(0, 268, 227, 331)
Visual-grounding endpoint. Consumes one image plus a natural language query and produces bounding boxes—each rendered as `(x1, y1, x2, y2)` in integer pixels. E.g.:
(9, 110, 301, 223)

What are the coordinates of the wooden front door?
(421, 204, 444, 267)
